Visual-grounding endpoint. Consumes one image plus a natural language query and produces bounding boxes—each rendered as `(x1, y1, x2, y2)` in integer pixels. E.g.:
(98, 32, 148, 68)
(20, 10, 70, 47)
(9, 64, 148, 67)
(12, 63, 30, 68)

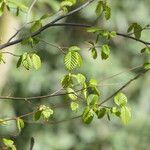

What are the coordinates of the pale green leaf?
(120, 106, 131, 125)
(67, 88, 77, 100)
(32, 54, 41, 70)
(101, 44, 110, 60)
(70, 102, 79, 111)
(114, 92, 127, 106)
(64, 51, 82, 70)
(17, 118, 24, 132)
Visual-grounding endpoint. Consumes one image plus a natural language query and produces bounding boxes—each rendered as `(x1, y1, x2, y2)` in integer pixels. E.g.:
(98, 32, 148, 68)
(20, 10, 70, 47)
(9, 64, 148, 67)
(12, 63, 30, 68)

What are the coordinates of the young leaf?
(120, 106, 131, 125)
(140, 47, 150, 54)
(82, 106, 94, 124)
(104, 5, 111, 20)
(89, 79, 97, 87)
(17, 118, 24, 132)
(31, 21, 42, 32)
(87, 94, 99, 106)
(67, 88, 77, 100)
(101, 44, 110, 60)
(69, 46, 80, 51)
(0, 119, 7, 125)
(109, 31, 117, 38)
(41, 107, 53, 121)
(70, 102, 79, 111)
(95, 108, 106, 119)
(22, 53, 32, 70)
(91, 48, 97, 59)
(134, 24, 142, 39)
(38, 105, 53, 121)
(61, 74, 72, 88)
(2, 138, 16, 150)
(0, 52, 5, 64)
(40, 13, 51, 20)
(32, 54, 41, 70)
(82, 83, 88, 99)
(87, 27, 102, 33)
(143, 62, 150, 70)
(95, 1, 103, 16)
(16, 55, 23, 68)
(111, 107, 120, 117)
(114, 92, 127, 106)
(34, 111, 42, 121)
(76, 73, 86, 84)
(64, 51, 82, 70)
(127, 23, 135, 33)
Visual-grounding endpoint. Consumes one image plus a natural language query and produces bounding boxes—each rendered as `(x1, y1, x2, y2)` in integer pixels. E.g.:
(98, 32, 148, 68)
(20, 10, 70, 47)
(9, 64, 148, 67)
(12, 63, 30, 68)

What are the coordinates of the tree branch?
(0, 0, 95, 50)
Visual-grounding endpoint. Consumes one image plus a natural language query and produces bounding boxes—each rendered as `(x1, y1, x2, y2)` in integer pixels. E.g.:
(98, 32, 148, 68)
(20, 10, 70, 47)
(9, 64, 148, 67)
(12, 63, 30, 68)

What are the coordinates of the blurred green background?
(0, 0, 150, 150)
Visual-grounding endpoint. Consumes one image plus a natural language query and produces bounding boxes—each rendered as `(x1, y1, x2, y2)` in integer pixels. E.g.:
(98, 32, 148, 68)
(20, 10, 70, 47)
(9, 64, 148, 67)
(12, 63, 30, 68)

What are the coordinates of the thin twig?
(1, 51, 21, 57)
(0, 64, 142, 101)
(99, 69, 149, 105)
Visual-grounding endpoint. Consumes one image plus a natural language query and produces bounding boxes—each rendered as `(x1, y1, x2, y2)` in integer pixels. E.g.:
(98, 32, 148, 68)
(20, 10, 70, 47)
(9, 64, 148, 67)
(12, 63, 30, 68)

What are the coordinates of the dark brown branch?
(0, 0, 95, 50)
(116, 32, 150, 45)
(47, 23, 150, 45)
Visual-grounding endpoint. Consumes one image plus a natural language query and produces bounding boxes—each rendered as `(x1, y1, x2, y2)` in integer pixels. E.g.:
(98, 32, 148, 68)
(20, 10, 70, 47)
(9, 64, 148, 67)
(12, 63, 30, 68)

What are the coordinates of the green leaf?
(120, 106, 131, 125)
(64, 51, 82, 70)
(61, 0, 76, 7)
(87, 27, 102, 33)
(22, 53, 32, 70)
(82, 83, 87, 99)
(114, 92, 128, 106)
(111, 107, 120, 117)
(127, 23, 135, 33)
(70, 102, 79, 111)
(2, 138, 16, 150)
(41, 107, 53, 121)
(61, 74, 72, 88)
(104, 5, 111, 20)
(95, 1, 103, 16)
(87, 94, 99, 106)
(38, 105, 53, 121)
(31, 54, 41, 70)
(127, 23, 142, 39)
(40, 13, 51, 20)
(0, 119, 7, 125)
(101, 44, 110, 60)
(76, 73, 86, 84)
(134, 24, 142, 39)
(68, 46, 80, 51)
(0, 52, 5, 64)
(67, 88, 77, 100)
(17, 118, 24, 132)
(31, 21, 42, 32)
(91, 48, 97, 59)
(95, 108, 106, 119)
(16, 55, 23, 68)
(82, 106, 94, 124)
(141, 47, 150, 54)
(0, 2, 5, 16)
(109, 31, 117, 38)
(89, 79, 98, 87)
(143, 62, 150, 70)
(34, 111, 42, 121)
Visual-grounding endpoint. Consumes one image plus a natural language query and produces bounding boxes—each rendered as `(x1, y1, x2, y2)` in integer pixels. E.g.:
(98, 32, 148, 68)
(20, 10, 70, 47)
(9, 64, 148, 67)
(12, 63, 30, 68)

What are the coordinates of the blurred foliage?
(0, 0, 150, 150)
